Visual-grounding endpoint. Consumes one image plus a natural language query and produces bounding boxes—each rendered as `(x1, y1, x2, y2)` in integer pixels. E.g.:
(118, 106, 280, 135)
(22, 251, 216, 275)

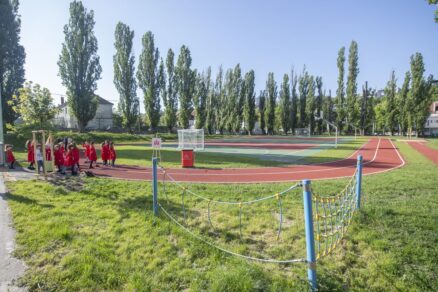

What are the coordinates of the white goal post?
(178, 129, 205, 151)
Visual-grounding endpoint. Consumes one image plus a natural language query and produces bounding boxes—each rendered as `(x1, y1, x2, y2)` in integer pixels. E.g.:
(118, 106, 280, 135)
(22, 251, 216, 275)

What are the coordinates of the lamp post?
(0, 85, 4, 166)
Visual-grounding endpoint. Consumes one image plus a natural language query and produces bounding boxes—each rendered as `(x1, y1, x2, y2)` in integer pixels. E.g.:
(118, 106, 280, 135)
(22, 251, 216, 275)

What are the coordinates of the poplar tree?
(205, 69, 216, 134)
(315, 76, 324, 134)
(0, 0, 25, 126)
(243, 70, 256, 134)
(175, 45, 195, 129)
(298, 68, 310, 128)
(223, 68, 234, 132)
(384, 71, 397, 135)
(232, 64, 243, 132)
(137, 31, 160, 131)
(164, 49, 178, 132)
(258, 90, 266, 134)
(306, 75, 315, 134)
(359, 82, 369, 135)
(336, 47, 346, 132)
(194, 69, 209, 129)
(398, 72, 410, 135)
(215, 66, 226, 133)
(58, 0, 102, 132)
(346, 40, 360, 131)
(290, 70, 298, 134)
(265, 72, 277, 135)
(113, 22, 138, 132)
(279, 74, 290, 134)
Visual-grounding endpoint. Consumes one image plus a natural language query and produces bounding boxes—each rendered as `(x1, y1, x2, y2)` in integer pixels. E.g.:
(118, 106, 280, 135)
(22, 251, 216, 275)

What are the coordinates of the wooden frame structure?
(31, 130, 55, 176)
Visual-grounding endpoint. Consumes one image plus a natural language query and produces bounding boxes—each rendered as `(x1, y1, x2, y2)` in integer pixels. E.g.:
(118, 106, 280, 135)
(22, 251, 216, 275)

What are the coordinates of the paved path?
(407, 141, 438, 164)
(0, 174, 26, 291)
(85, 138, 405, 183)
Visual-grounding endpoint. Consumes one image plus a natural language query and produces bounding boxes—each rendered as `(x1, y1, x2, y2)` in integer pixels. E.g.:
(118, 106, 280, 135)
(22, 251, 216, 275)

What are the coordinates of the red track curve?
(407, 141, 438, 164)
(84, 138, 405, 183)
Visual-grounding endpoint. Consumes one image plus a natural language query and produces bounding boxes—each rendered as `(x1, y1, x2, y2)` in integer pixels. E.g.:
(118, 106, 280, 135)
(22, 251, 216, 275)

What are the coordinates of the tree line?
(2, 0, 437, 136)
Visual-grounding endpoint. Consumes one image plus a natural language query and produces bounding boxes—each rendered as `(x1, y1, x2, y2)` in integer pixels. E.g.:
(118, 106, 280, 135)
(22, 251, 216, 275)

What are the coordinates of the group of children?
(18, 138, 117, 175)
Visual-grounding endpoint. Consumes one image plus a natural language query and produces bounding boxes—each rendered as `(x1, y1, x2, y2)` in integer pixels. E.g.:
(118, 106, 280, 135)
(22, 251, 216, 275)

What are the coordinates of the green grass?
(427, 138, 438, 150)
(5, 139, 438, 290)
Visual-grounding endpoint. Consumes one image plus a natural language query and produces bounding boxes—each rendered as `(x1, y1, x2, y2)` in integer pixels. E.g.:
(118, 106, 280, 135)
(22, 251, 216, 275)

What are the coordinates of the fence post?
(356, 155, 363, 209)
(302, 179, 317, 291)
(152, 158, 158, 216)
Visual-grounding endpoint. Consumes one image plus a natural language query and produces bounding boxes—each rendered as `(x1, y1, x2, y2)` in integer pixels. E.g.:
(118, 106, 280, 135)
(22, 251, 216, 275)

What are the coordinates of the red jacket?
(83, 144, 90, 159)
(6, 149, 15, 163)
(101, 144, 110, 160)
(64, 150, 75, 167)
(45, 148, 52, 161)
(27, 143, 35, 163)
(72, 148, 80, 164)
(89, 145, 97, 161)
(109, 147, 116, 160)
(54, 149, 64, 166)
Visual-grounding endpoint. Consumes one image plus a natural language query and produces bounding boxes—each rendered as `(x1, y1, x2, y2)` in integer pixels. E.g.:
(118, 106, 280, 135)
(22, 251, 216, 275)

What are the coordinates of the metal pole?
(302, 179, 317, 290)
(356, 155, 363, 209)
(335, 126, 338, 148)
(152, 157, 158, 216)
(0, 86, 4, 166)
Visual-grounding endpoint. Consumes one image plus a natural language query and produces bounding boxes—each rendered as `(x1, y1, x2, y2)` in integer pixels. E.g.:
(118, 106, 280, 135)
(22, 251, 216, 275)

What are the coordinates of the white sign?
(152, 138, 162, 149)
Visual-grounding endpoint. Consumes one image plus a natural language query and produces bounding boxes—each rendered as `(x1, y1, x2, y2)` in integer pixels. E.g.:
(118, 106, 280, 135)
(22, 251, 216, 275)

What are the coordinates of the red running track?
(407, 141, 438, 164)
(85, 138, 405, 183)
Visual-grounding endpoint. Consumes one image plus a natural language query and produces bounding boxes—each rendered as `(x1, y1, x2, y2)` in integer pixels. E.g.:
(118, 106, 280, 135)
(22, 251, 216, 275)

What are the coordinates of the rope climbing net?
(158, 165, 306, 263)
(312, 170, 358, 260)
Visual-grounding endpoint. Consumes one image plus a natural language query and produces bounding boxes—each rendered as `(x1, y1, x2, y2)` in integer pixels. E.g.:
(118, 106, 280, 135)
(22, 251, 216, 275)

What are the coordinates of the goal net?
(178, 129, 204, 151)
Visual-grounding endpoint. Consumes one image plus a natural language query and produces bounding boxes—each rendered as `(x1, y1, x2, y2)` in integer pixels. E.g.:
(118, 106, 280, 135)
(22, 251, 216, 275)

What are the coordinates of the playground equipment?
(177, 129, 204, 168)
(315, 111, 338, 148)
(150, 155, 363, 291)
(31, 130, 55, 176)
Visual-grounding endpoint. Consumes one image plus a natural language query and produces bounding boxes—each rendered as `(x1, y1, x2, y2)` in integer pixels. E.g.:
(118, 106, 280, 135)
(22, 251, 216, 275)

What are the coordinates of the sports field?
(3, 140, 438, 291)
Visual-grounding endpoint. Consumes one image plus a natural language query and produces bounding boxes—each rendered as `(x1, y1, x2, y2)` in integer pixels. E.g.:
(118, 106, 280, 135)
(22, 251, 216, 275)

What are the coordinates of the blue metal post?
(152, 158, 158, 216)
(356, 155, 363, 209)
(302, 179, 317, 290)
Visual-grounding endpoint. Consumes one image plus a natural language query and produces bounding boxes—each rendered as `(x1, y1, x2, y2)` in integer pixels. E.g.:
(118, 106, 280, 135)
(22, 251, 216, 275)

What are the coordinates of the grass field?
(427, 138, 438, 150)
(4, 140, 438, 290)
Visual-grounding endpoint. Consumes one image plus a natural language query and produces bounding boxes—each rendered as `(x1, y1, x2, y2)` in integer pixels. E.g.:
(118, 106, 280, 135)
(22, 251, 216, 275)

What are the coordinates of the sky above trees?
(19, 0, 438, 109)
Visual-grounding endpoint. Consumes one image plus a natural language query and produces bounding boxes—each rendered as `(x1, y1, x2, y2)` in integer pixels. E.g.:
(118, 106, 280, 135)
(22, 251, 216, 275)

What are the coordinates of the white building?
(53, 96, 113, 130)
(425, 101, 438, 136)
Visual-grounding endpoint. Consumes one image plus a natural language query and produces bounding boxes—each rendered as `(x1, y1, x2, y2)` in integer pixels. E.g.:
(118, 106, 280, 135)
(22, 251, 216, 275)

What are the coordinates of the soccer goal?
(178, 129, 205, 151)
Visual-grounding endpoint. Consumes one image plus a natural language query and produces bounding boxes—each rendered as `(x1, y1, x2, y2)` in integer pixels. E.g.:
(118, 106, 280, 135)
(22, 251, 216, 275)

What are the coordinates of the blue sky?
(20, 0, 438, 109)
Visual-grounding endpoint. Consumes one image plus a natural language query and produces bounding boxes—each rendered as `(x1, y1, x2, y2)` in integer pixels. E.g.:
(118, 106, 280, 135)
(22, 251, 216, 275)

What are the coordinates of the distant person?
(109, 142, 116, 167)
(83, 141, 90, 163)
(65, 145, 77, 175)
(54, 144, 65, 174)
(25, 140, 35, 170)
(5, 145, 16, 169)
(88, 141, 97, 169)
(72, 143, 80, 172)
(35, 144, 44, 173)
(101, 140, 110, 166)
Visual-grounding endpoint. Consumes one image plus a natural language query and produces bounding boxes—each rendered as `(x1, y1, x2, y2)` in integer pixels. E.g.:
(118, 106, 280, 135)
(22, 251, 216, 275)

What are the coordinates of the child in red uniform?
(54, 144, 66, 174)
(65, 145, 77, 175)
(109, 142, 116, 167)
(25, 140, 35, 170)
(82, 141, 90, 163)
(72, 143, 80, 172)
(88, 141, 97, 168)
(101, 140, 110, 166)
(5, 145, 16, 169)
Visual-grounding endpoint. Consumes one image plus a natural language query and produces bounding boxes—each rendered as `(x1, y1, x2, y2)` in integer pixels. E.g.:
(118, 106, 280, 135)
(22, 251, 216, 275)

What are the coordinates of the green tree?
(335, 47, 346, 132)
(428, 0, 438, 22)
(410, 53, 433, 136)
(346, 40, 360, 132)
(0, 0, 25, 127)
(215, 66, 226, 133)
(306, 75, 315, 134)
(384, 71, 397, 135)
(374, 100, 387, 134)
(359, 82, 370, 135)
(243, 70, 256, 134)
(58, 0, 101, 132)
(194, 69, 209, 129)
(279, 74, 290, 134)
(298, 68, 310, 128)
(205, 69, 216, 134)
(137, 31, 160, 131)
(12, 82, 58, 128)
(229, 64, 242, 133)
(113, 22, 138, 133)
(258, 90, 266, 134)
(290, 70, 298, 134)
(265, 72, 277, 135)
(398, 72, 410, 135)
(175, 45, 195, 129)
(163, 49, 178, 132)
(315, 76, 324, 134)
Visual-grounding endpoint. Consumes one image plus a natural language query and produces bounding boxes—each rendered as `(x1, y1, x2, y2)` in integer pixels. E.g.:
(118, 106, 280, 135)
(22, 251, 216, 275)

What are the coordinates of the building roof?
(59, 95, 113, 108)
